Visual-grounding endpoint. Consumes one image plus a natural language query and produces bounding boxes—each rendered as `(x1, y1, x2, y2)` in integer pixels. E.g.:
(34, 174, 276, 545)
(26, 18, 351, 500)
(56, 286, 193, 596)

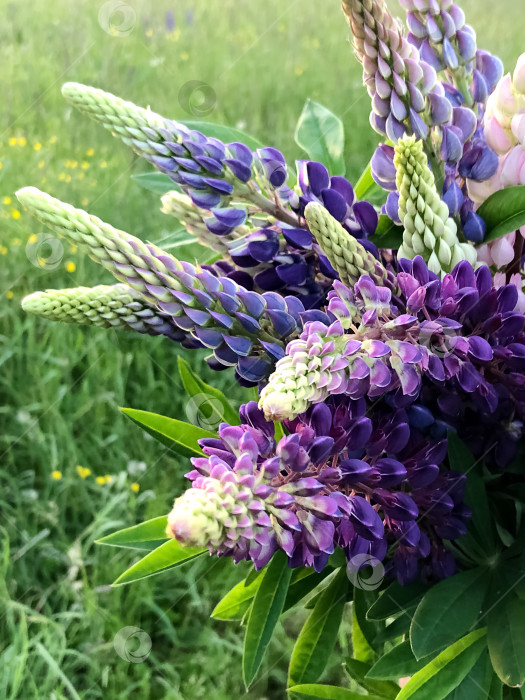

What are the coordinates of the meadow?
(0, 0, 523, 697)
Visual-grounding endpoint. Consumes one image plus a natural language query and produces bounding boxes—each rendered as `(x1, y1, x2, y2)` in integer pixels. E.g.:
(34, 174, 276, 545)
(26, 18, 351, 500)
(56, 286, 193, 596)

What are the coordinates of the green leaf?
(344, 658, 398, 698)
(179, 120, 264, 151)
(112, 539, 206, 586)
(284, 568, 331, 612)
(477, 186, 525, 242)
(288, 684, 385, 700)
(212, 571, 264, 621)
(294, 99, 345, 176)
(96, 515, 168, 548)
(369, 215, 403, 250)
(354, 161, 387, 206)
(488, 593, 525, 687)
(366, 641, 431, 680)
(131, 171, 177, 194)
(242, 550, 292, 688)
(410, 567, 489, 659)
(177, 356, 239, 426)
(367, 580, 428, 621)
(121, 407, 216, 458)
(288, 568, 348, 686)
(444, 649, 494, 700)
(352, 603, 376, 663)
(397, 628, 487, 700)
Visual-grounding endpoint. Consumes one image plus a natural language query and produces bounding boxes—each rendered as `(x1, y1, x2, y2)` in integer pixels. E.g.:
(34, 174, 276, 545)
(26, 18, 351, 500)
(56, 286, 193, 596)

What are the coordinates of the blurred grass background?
(0, 0, 522, 697)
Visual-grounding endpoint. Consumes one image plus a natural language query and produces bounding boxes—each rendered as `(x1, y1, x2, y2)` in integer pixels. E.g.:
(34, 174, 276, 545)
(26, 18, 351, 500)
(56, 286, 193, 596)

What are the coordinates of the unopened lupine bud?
(16, 187, 303, 383)
(395, 135, 477, 274)
(304, 201, 391, 288)
(341, 0, 451, 142)
(21, 284, 187, 341)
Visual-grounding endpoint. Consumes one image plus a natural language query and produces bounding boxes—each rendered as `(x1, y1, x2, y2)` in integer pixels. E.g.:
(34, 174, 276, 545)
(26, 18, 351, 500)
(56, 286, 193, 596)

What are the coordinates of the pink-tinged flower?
(501, 145, 525, 186)
(513, 52, 525, 94)
(494, 272, 525, 313)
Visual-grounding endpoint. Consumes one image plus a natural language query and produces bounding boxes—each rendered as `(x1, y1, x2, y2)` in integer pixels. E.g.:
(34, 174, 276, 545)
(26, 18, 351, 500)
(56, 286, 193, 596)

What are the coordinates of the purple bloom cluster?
(168, 400, 470, 583)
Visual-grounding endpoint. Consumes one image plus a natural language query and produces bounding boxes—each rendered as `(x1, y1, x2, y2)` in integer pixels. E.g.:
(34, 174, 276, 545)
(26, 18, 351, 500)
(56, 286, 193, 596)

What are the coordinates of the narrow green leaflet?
(352, 605, 376, 664)
(179, 120, 264, 151)
(354, 587, 383, 654)
(97, 515, 168, 548)
(344, 658, 398, 698)
(366, 641, 431, 680)
(477, 186, 525, 242)
(288, 684, 385, 700)
(112, 539, 206, 586)
(242, 550, 292, 688)
(488, 593, 525, 687)
(410, 567, 489, 659)
(177, 356, 240, 426)
(444, 649, 494, 700)
(121, 407, 216, 458)
(369, 215, 403, 250)
(367, 580, 428, 621)
(212, 571, 264, 621)
(131, 171, 177, 194)
(397, 628, 487, 700)
(288, 567, 348, 686)
(295, 99, 345, 176)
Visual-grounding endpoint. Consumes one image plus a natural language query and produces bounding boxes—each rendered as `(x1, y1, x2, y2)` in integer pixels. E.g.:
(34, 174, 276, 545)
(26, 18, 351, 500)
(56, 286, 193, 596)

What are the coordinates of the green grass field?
(0, 0, 523, 697)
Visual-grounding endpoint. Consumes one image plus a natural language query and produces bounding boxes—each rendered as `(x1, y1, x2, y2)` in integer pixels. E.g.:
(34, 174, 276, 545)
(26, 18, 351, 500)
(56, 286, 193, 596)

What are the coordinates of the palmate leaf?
(444, 649, 494, 700)
(288, 567, 348, 686)
(477, 185, 525, 242)
(242, 550, 292, 688)
(177, 355, 240, 426)
(366, 640, 432, 680)
(343, 658, 398, 698)
(96, 515, 168, 550)
(396, 628, 487, 700)
(288, 685, 385, 700)
(112, 539, 206, 586)
(121, 407, 216, 458)
(487, 593, 525, 687)
(410, 567, 490, 659)
(295, 99, 345, 176)
(366, 580, 429, 621)
(369, 215, 403, 250)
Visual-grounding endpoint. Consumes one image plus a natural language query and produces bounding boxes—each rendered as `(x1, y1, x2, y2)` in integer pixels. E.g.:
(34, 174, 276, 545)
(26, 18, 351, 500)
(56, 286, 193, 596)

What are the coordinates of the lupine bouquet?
(18, 0, 525, 696)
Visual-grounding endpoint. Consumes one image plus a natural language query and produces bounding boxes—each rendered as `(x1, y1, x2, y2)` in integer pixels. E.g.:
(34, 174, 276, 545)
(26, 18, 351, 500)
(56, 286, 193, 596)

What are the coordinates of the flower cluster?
(18, 0, 525, 594)
(167, 400, 469, 584)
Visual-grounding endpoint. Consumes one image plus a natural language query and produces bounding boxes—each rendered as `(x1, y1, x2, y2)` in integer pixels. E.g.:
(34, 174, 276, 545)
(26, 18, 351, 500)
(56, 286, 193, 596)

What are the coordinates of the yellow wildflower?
(81, 161, 90, 170)
(86, 148, 95, 156)
(34, 142, 42, 151)
(3, 196, 12, 205)
(6, 291, 14, 300)
(131, 482, 140, 493)
(0, 246, 8, 255)
(76, 465, 91, 479)
(51, 470, 62, 480)
(18, 137, 27, 147)
(8, 137, 17, 146)
(28, 234, 38, 244)
(11, 209, 20, 219)
(180, 52, 189, 61)
(65, 261, 76, 273)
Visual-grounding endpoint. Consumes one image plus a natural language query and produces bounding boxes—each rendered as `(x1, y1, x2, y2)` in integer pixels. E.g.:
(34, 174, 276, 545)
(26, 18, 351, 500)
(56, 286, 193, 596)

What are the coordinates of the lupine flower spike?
(16, 187, 305, 383)
(395, 135, 476, 273)
(304, 201, 394, 289)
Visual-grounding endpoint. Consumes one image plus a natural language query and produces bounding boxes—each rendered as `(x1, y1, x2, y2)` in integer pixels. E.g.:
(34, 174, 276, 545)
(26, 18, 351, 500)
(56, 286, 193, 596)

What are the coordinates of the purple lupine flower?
(286, 399, 470, 583)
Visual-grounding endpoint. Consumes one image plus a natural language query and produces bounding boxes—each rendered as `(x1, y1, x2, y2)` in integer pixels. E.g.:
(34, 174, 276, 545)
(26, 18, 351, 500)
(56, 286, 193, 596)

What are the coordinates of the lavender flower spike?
(259, 314, 424, 422)
(395, 135, 477, 274)
(61, 83, 300, 227)
(21, 284, 188, 341)
(341, 0, 451, 142)
(16, 187, 303, 382)
(304, 201, 392, 288)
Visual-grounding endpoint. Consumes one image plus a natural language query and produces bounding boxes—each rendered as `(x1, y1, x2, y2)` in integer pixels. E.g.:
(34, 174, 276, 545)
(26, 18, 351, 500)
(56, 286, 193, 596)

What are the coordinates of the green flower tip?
(21, 291, 43, 315)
